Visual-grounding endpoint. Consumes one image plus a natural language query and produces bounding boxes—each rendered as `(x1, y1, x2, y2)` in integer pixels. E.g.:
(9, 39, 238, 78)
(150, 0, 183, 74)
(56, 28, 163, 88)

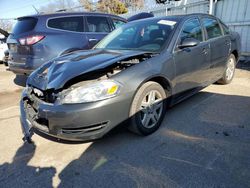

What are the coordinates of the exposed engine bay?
(65, 54, 151, 88)
(27, 52, 154, 104)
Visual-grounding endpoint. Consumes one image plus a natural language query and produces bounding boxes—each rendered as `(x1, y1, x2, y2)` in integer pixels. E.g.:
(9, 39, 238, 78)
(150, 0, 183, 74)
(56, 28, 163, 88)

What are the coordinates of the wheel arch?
(146, 76, 172, 96)
(231, 50, 239, 61)
(127, 75, 173, 114)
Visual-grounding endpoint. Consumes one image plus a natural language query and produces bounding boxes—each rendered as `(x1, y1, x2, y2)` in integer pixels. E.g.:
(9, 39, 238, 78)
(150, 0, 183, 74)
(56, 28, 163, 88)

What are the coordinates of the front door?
(173, 18, 211, 94)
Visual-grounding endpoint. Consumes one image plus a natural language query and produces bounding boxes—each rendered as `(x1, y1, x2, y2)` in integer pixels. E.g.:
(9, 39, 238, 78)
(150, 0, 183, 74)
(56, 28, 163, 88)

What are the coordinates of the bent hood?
(27, 49, 151, 90)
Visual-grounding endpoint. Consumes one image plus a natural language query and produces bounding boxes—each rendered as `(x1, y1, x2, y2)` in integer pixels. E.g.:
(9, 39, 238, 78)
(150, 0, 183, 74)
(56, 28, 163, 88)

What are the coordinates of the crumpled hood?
(27, 49, 150, 90)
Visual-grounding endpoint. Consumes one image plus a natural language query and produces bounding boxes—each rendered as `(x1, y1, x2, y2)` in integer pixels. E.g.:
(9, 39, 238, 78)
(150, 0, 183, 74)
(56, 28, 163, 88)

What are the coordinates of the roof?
(18, 11, 126, 20)
(137, 13, 215, 22)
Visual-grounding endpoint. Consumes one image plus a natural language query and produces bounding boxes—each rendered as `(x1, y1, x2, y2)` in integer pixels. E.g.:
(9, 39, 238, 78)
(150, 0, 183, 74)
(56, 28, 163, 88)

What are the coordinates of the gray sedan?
(20, 13, 241, 142)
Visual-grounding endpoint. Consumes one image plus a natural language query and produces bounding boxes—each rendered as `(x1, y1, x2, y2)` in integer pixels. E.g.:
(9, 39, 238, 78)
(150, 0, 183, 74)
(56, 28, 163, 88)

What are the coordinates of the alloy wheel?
(140, 90, 163, 128)
(225, 57, 235, 81)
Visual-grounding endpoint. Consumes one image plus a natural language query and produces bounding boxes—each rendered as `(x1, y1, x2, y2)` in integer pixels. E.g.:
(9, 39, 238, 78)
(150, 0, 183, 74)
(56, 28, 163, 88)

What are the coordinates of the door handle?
(88, 38, 98, 42)
(225, 40, 230, 46)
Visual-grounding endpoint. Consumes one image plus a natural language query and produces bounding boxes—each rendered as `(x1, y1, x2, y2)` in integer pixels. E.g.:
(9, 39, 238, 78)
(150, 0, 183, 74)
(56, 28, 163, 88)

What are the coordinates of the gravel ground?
(0, 63, 250, 188)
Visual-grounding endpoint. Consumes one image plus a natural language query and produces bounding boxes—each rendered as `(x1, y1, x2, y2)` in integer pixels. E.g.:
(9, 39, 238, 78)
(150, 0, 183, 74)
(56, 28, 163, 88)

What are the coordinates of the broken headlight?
(58, 80, 121, 104)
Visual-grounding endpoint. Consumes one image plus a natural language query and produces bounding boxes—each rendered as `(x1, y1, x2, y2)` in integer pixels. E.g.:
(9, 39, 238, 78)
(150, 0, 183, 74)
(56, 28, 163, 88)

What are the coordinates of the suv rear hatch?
(7, 17, 40, 63)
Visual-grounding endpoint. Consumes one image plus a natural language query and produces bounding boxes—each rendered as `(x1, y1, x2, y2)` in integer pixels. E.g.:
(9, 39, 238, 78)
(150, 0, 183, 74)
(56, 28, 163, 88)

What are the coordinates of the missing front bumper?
(19, 88, 132, 142)
(20, 101, 34, 143)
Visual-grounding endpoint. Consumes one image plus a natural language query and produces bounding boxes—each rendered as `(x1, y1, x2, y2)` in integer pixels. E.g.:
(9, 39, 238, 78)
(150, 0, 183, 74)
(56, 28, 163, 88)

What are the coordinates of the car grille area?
(27, 86, 57, 103)
(61, 121, 109, 135)
(24, 100, 49, 133)
(24, 87, 111, 139)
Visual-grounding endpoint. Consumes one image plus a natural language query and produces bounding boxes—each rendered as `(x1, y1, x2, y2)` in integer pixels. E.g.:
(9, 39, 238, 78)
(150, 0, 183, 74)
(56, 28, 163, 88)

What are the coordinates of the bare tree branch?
(38, 0, 79, 13)
(0, 20, 13, 33)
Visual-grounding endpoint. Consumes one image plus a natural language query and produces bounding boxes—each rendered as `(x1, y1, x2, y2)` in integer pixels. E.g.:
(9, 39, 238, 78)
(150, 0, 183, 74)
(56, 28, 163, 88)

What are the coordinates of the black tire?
(217, 54, 236, 85)
(3, 61, 8, 66)
(128, 81, 167, 135)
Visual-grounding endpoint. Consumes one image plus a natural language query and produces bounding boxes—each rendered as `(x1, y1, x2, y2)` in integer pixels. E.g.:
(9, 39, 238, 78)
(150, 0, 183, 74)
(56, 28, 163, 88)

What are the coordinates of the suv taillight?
(19, 35, 45, 45)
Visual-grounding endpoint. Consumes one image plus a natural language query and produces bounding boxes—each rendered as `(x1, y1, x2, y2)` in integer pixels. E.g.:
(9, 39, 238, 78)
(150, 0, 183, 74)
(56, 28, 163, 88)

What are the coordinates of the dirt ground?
(0, 63, 250, 188)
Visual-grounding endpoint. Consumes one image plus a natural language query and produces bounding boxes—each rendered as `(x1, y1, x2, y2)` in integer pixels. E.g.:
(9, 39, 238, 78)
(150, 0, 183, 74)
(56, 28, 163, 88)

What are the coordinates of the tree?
(97, 0, 128, 14)
(0, 19, 14, 33)
(38, 0, 79, 13)
(122, 0, 144, 9)
(78, 0, 128, 14)
(78, 0, 95, 11)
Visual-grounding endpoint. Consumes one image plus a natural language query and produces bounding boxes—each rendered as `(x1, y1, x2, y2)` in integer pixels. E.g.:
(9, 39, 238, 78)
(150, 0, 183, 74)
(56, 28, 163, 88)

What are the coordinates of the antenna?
(32, 5, 40, 14)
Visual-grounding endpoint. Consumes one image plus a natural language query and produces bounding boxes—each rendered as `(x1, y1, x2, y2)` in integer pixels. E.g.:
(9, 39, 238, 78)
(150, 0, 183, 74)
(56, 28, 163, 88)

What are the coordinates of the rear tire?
(217, 54, 236, 85)
(128, 81, 167, 135)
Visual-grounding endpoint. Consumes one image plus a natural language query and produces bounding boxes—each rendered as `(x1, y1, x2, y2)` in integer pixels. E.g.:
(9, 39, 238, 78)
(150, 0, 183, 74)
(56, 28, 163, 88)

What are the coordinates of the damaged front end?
(20, 49, 155, 142)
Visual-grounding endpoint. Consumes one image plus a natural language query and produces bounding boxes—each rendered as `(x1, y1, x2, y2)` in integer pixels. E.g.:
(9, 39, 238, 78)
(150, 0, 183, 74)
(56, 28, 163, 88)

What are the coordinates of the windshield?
(95, 19, 177, 52)
(12, 17, 37, 34)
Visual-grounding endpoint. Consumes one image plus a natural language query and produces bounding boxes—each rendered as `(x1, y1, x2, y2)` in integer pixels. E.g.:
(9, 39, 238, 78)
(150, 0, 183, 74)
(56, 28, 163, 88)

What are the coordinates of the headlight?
(59, 80, 121, 104)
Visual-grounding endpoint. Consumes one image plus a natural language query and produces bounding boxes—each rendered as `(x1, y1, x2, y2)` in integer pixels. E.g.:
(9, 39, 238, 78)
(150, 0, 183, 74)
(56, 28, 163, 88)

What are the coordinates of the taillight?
(19, 35, 45, 45)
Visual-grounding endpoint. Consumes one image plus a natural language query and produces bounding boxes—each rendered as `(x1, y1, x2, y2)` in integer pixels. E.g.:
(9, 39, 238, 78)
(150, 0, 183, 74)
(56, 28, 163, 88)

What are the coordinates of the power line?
(0, 18, 17, 20)
(0, 4, 86, 20)
(1, 0, 37, 13)
(0, 0, 64, 15)
(1, 0, 42, 14)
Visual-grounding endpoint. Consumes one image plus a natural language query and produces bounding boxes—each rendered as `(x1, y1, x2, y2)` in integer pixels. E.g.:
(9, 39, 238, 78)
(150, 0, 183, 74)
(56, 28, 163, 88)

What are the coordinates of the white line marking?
(0, 106, 19, 113)
(161, 155, 204, 168)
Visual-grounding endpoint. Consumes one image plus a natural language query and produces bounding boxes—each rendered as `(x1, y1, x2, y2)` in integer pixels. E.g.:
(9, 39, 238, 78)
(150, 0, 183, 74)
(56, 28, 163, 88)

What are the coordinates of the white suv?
(0, 40, 8, 63)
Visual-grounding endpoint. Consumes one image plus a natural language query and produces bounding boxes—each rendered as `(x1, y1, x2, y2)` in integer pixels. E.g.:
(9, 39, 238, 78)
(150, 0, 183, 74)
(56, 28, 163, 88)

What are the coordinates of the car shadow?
(0, 143, 56, 188)
(237, 60, 250, 71)
(56, 91, 250, 188)
(2, 91, 249, 187)
(13, 75, 28, 87)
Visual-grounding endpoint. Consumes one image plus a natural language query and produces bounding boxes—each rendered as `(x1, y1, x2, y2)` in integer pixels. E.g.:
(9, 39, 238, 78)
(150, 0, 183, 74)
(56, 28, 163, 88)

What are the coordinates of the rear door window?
(202, 18, 223, 39)
(12, 17, 37, 34)
(86, 16, 111, 33)
(48, 16, 84, 32)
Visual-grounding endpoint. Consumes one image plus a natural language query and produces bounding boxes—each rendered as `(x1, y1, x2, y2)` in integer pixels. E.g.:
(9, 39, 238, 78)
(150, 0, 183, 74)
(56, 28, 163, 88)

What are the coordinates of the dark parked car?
(7, 12, 127, 75)
(0, 28, 9, 64)
(20, 14, 241, 142)
(127, 12, 154, 22)
(3, 50, 9, 66)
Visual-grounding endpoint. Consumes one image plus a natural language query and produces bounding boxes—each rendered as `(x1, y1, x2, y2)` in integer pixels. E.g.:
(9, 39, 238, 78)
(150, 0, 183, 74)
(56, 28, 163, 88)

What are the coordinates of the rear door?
(173, 18, 211, 94)
(201, 17, 230, 80)
(84, 16, 112, 48)
(46, 16, 88, 55)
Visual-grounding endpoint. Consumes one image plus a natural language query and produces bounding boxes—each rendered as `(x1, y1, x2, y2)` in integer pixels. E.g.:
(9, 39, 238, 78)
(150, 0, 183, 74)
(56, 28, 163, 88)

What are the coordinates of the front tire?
(128, 81, 167, 135)
(217, 54, 236, 85)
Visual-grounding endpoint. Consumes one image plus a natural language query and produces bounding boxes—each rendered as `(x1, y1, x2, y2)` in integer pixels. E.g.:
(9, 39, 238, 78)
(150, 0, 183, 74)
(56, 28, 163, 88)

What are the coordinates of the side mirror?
(178, 38, 200, 49)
